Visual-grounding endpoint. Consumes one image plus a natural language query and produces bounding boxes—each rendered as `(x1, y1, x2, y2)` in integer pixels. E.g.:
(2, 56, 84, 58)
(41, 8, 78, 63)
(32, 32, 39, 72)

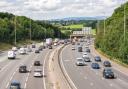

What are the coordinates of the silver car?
(76, 58, 86, 66)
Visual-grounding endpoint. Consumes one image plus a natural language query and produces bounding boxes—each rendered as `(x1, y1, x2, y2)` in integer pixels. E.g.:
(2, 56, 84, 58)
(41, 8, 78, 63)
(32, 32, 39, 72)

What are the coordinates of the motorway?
(60, 42, 128, 89)
(0, 44, 60, 89)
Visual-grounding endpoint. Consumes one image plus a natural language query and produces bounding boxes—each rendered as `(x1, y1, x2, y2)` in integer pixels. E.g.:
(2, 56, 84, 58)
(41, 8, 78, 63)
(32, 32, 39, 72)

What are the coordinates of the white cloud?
(0, 0, 127, 20)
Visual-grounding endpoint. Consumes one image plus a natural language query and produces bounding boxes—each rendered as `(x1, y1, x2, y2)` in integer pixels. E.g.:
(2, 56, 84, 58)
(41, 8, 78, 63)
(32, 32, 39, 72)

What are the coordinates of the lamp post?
(14, 16, 17, 46)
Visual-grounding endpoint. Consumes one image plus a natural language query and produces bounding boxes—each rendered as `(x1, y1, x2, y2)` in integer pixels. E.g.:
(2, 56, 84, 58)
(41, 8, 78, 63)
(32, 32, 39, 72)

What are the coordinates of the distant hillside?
(95, 2, 128, 64)
(51, 16, 106, 21)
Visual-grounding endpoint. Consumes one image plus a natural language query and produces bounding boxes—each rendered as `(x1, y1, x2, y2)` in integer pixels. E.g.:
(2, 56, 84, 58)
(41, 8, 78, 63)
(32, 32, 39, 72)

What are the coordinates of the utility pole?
(14, 16, 17, 46)
(30, 19, 32, 41)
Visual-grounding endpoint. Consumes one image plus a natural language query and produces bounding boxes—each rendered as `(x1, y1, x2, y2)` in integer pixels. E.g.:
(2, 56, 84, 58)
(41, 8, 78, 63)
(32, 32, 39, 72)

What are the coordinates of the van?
(10, 80, 21, 89)
(8, 51, 16, 59)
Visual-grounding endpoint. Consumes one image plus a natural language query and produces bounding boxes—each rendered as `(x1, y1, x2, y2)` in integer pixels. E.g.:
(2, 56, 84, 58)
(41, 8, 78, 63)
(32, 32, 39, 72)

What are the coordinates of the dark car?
(72, 42, 75, 45)
(32, 44, 36, 48)
(38, 46, 43, 51)
(10, 80, 21, 89)
(35, 49, 40, 53)
(34, 61, 41, 66)
(78, 46, 82, 52)
(103, 61, 111, 67)
(85, 48, 90, 53)
(103, 68, 115, 79)
(48, 46, 52, 49)
(91, 63, 100, 69)
(77, 42, 80, 45)
(95, 56, 101, 62)
(19, 65, 27, 73)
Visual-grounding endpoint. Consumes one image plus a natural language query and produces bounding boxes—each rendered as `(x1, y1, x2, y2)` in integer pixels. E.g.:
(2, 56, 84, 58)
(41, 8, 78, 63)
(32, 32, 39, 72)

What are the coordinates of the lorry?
(46, 38, 52, 46)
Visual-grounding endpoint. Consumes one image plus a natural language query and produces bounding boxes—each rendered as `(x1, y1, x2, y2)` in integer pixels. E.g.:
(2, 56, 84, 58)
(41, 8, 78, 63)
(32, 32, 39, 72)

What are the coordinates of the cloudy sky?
(0, 0, 127, 20)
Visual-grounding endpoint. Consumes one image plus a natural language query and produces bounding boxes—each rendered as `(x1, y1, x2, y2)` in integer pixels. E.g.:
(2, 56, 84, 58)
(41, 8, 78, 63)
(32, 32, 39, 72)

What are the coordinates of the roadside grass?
(0, 40, 42, 51)
(91, 29, 96, 35)
(0, 43, 12, 51)
(96, 48, 128, 68)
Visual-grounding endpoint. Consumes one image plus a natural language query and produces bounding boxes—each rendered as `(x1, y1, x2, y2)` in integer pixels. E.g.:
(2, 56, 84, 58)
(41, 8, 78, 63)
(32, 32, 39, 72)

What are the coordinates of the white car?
(54, 43, 57, 46)
(19, 48, 26, 54)
(72, 47, 75, 50)
(8, 51, 16, 59)
(12, 47, 18, 52)
(34, 69, 43, 77)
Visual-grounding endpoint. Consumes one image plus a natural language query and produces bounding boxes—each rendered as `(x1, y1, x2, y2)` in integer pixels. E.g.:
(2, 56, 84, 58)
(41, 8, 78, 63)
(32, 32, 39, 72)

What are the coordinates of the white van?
(8, 51, 16, 59)
(19, 48, 26, 55)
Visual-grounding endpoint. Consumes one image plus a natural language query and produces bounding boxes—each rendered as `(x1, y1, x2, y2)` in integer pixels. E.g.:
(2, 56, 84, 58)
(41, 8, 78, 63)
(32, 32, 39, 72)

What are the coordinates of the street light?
(123, 2, 126, 43)
(14, 16, 17, 46)
(30, 19, 32, 41)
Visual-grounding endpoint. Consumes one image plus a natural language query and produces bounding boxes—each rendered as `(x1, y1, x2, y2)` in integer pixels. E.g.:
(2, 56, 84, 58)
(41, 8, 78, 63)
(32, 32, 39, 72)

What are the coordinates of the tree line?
(95, 2, 128, 64)
(0, 12, 62, 44)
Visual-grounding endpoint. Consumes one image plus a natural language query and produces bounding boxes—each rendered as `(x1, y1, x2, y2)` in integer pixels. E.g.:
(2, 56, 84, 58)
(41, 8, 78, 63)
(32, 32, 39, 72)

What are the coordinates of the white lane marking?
(6, 67, 18, 88)
(60, 46, 78, 89)
(110, 84, 113, 87)
(64, 60, 71, 62)
(43, 51, 51, 89)
(118, 78, 128, 85)
(0, 62, 12, 73)
(90, 83, 94, 86)
(84, 77, 88, 80)
(113, 67, 128, 77)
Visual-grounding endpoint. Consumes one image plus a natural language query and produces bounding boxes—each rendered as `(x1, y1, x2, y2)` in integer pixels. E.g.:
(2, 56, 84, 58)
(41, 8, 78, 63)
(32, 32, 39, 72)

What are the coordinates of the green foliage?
(0, 12, 62, 44)
(95, 2, 128, 64)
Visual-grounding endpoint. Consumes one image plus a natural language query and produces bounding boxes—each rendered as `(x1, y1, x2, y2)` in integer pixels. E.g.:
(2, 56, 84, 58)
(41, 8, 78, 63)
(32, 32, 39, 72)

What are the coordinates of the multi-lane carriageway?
(0, 40, 128, 89)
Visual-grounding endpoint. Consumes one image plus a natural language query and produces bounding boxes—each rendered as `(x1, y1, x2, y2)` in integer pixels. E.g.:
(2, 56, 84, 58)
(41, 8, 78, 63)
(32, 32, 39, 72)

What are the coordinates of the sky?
(0, 0, 127, 20)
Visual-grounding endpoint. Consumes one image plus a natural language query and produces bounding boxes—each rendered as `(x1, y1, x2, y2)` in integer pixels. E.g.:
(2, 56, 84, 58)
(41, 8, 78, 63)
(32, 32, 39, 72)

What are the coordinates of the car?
(103, 61, 111, 67)
(77, 42, 80, 45)
(54, 43, 58, 46)
(12, 47, 18, 52)
(38, 46, 43, 51)
(32, 44, 36, 48)
(76, 58, 86, 66)
(103, 68, 115, 79)
(78, 46, 82, 52)
(8, 51, 16, 59)
(34, 61, 41, 66)
(72, 46, 75, 50)
(83, 56, 91, 62)
(19, 65, 27, 73)
(9, 80, 21, 89)
(35, 49, 40, 53)
(27, 47, 32, 52)
(48, 46, 52, 49)
(34, 69, 43, 77)
(82, 52, 88, 57)
(72, 42, 75, 45)
(91, 63, 100, 69)
(95, 56, 101, 62)
(19, 47, 26, 55)
(85, 48, 90, 53)
(85, 46, 89, 49)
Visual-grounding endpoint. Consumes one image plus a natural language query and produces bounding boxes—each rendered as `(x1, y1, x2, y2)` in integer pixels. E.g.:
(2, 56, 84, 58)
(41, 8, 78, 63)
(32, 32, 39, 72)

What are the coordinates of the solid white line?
(60, 46, 78, 89)
(43, 51, 51, 89)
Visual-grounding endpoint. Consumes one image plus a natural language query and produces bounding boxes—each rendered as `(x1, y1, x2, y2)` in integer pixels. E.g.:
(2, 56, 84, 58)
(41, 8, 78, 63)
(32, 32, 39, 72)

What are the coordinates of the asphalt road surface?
(0, 44, 58, 89)
(60, 42, 128, 89)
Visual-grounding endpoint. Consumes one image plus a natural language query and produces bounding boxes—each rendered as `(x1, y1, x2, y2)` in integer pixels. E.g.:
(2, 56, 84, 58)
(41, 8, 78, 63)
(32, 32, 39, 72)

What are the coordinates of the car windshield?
(77, 59, 83, 61)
